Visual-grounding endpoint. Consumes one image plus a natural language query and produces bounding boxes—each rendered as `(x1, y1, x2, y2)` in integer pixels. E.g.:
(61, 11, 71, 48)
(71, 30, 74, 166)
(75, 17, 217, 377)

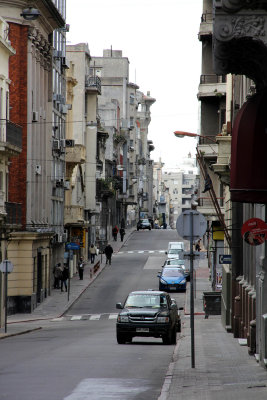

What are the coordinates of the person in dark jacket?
(78, 257, 85, 280)
(112, 226, 119, 241)
(61, 264, 69, 292)
(104, 244, 113, 265)
(119, 227, 125, 242)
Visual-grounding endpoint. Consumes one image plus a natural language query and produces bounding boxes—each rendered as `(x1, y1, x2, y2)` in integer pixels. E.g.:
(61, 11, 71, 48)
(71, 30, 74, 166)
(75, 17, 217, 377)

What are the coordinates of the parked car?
(165, 248, 184, 260)
(116, 290, 182, 344)
(158, 267, 187, 292)
(162, 259, 190, 280)
(168, 241, 184, 251)
(137, 219, 151, 231)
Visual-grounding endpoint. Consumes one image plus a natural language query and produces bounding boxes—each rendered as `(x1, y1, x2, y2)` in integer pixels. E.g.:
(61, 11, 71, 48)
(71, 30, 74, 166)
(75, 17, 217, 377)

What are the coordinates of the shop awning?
(230, 91, 267, 203)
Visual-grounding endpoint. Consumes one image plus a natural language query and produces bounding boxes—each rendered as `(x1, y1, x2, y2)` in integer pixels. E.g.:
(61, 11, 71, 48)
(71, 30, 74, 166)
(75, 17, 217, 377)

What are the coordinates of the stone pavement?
(159, 256, 267, 400)
(0, 229, 133, 338)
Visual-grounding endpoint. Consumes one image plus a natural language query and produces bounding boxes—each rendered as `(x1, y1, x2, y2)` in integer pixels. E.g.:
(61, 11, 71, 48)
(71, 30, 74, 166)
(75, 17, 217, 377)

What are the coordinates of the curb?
(0, 326, 42, 340)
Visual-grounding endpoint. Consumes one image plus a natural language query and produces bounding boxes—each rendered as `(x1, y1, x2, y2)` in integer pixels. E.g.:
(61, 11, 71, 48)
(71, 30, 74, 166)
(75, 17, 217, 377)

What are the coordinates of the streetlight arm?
(174, 131, 198, 138)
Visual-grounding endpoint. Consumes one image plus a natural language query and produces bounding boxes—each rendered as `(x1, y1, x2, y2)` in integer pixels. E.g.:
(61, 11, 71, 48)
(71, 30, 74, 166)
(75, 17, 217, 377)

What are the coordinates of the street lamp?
(174, 130, 217, 143)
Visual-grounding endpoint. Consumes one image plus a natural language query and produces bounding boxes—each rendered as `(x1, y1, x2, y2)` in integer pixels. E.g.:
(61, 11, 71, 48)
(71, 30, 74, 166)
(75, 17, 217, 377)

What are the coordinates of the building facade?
(0, 0, 65, 313)
(0, 15, 22, 327)
(197, 1, 267, 368)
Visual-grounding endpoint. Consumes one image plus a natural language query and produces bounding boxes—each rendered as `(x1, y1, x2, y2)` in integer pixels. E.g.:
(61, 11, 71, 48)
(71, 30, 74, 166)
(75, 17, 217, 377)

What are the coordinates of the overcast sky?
(66, 0, 202, 170)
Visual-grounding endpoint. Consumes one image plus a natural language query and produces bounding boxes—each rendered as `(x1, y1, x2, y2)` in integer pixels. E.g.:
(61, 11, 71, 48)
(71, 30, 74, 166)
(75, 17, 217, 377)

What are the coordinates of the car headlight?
(157, 316, 170, 323)
(180, 279, 186, 284)
(117, 315, 129, 323)
(160, 278, 166, 284)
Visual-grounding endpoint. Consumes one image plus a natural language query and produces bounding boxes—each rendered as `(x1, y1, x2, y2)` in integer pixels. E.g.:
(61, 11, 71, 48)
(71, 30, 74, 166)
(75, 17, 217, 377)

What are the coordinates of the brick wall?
(8, 23, 28, 228)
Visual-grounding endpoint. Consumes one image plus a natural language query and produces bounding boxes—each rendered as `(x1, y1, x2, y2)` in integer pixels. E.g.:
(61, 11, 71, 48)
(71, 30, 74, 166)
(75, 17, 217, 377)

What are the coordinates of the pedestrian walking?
(195, 239, 201, 252)
(89, 243, 97, 264)
(112, 225, 119, 241)
(53, 263, 62, 289)
(61, 264, 69, 292)
(104, 244, 113, 265)
(78, 257, 85, 280)
(119, 227, 125, 242)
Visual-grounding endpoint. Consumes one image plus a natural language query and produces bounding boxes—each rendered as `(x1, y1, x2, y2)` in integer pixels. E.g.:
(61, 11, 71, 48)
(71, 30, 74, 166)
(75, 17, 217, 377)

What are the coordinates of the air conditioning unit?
(52, 140, 60, 150)
(60, 139, 75, 148)
(32, 111, 39, 122)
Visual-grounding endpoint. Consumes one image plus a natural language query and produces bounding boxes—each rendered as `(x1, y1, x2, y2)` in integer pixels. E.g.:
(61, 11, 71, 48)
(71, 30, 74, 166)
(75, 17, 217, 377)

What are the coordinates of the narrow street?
(0, 230, 185, 400)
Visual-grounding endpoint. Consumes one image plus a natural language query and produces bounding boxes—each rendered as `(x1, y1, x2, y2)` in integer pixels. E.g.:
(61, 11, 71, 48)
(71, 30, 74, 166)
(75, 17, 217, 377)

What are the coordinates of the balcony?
(199, 12, 213, 39)
(212, 135, 231, 185)
(65, 144, 86, 165)
(198, 74, 227, 99)
(0, 121, 22, 156)
(198, 138, 218, 162)
(85, 76, 101, 95)
(5, 202, 22, 226)
(197, 197, 224, 219)
(64, 205, 84, 226)
(96, 179, 114, 200)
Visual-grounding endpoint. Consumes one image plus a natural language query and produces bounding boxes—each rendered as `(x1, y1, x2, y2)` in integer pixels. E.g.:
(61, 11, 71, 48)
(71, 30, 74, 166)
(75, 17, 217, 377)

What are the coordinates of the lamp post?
(174, 130, 217, 143)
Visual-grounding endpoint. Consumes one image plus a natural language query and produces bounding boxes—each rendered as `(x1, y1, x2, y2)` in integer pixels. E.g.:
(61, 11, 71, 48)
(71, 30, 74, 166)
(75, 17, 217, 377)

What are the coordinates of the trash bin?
(203, 291, 221, 319)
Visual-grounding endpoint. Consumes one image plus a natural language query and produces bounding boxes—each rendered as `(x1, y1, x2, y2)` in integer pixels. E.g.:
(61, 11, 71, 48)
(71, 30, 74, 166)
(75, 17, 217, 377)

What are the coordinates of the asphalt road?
(0, 229, 187, 400)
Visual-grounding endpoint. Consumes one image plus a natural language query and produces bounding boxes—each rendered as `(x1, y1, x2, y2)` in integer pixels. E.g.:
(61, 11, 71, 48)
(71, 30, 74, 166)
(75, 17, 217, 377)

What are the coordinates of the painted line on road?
(89, 314, 101, 320)
(70, 315, 82, 321)
(109, 314, 118, 319)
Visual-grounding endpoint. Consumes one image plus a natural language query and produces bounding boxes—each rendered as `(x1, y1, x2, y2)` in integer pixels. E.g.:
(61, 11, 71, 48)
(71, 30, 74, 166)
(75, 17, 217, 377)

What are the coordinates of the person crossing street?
(104, 243, 113, 265)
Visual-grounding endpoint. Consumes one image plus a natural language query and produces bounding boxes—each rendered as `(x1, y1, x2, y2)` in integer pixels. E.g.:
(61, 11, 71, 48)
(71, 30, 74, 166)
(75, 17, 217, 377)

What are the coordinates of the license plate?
(170, 286, 176, 290)
(136, 328, 149, 333)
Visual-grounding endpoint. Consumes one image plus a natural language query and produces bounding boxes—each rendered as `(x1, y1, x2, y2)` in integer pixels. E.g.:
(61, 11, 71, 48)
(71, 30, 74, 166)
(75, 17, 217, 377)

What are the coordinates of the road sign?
(176, 210, 207, 240)
(219, 254, 232, 264)
(0, 260, 14, 273)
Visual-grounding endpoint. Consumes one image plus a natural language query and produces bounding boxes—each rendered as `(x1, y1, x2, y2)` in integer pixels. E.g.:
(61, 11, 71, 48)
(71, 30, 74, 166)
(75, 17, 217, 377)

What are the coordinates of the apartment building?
(0, 1, 65, 313)
(162, 166, 197, 229)
(90, 50, 155, 237)
(66, 43, 103, 263)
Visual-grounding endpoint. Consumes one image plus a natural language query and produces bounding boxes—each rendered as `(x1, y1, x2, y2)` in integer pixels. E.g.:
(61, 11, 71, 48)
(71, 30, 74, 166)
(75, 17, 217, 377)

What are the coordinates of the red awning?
(230, 91, 267, 203)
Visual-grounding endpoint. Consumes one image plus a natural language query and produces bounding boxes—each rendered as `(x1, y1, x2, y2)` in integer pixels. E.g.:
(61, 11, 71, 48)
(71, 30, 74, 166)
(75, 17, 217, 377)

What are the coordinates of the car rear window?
(125, 294, 167, 308)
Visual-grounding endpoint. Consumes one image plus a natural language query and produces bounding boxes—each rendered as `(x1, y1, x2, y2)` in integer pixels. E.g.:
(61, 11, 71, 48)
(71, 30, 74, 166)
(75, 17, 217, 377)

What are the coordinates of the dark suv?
(116, 290, 182, 344)
(137, 219, 151, 231)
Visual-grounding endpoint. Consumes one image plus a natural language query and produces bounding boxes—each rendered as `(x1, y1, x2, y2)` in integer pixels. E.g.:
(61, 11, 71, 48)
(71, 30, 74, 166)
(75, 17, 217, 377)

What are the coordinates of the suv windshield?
(125, 293, 167, 308)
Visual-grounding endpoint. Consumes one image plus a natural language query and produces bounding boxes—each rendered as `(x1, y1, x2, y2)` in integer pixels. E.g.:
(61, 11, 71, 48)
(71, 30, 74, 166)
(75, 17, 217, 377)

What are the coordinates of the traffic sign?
(0, 260, 14, 273)
(219, 254, 232, 264)
(176, 210, 207, 240)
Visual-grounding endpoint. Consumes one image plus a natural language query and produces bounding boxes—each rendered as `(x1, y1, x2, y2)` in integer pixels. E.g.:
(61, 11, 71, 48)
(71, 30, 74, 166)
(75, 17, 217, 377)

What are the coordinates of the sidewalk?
(0, 228, 135, 339)
(160, 258, 267, 400)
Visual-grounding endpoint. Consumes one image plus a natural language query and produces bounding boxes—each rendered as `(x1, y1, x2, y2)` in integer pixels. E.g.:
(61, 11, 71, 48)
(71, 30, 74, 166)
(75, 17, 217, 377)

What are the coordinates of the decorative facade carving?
(213, 5, 267, 89)
(215, 0, 267, 12)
